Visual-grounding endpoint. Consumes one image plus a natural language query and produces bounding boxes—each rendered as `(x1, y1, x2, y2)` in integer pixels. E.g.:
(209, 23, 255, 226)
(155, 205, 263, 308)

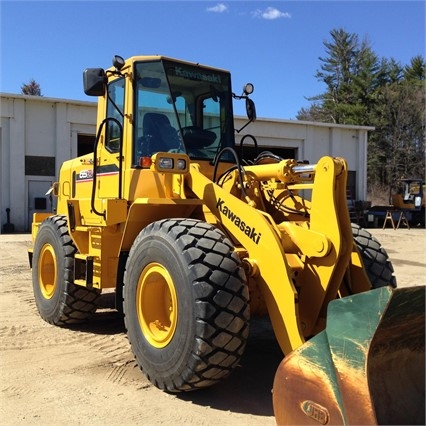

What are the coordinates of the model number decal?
(78, 169, 93, 180)
(75, 165, 119, 183)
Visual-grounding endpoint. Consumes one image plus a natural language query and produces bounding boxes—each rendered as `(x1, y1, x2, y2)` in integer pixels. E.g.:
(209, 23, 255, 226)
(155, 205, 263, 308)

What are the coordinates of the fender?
(119, 197, 203, 251)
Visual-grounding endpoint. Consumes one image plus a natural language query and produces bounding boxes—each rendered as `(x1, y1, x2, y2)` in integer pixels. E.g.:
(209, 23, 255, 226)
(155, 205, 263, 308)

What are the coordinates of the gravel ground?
(0, 228, 424, 425)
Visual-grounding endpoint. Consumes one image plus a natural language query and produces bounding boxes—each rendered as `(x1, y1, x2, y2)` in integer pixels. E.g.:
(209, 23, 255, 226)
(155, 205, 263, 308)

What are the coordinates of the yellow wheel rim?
(38, 243, 57, 299)
(136, 263, 178, 348)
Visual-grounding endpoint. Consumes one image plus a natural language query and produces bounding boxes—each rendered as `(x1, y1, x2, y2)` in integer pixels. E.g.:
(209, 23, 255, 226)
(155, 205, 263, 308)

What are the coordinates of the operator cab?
(133, 59, 236, 166)
(84, 55, 255, 169)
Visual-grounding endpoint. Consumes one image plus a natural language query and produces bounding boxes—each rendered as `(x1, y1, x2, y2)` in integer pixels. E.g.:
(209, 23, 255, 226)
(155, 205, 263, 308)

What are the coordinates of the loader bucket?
(273, 286, 425, 425)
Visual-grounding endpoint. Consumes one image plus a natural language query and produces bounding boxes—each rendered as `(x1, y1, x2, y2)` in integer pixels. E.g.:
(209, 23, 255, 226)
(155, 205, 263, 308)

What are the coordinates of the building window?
(78, 134, 96, 156)
(25, 156, 55, 176)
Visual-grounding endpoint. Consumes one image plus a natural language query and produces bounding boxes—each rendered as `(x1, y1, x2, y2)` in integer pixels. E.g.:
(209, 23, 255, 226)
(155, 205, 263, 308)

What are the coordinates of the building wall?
(235, 117, 368, 169)
(234, 117, 370, 200)
(0, 93, 372, 232)
(1, 94, 96, 232)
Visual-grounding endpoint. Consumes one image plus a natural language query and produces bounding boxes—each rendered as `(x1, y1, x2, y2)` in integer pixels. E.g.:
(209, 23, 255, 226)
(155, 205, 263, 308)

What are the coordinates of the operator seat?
(140, 113, 181, 156)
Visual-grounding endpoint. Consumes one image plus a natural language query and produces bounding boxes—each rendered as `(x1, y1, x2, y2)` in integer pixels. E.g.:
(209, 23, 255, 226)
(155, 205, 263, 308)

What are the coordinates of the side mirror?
(83, 68, 107, 96)
(246, 98, 256, 122)
(233, 82, 256, 132)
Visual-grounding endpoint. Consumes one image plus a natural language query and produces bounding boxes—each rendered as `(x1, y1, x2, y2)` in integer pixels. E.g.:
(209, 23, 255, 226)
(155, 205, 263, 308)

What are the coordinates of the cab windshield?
(134, 59, 235, 165)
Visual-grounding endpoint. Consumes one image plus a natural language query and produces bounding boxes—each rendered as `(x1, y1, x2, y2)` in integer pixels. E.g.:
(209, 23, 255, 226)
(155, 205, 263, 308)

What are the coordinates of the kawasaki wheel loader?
(28, 55, 425, 425)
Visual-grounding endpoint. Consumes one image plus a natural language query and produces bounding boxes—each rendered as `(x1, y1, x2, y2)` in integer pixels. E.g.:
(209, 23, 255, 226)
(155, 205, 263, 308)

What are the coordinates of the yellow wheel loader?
(28, 55, 425, 424)
(391, 178, 425, 227)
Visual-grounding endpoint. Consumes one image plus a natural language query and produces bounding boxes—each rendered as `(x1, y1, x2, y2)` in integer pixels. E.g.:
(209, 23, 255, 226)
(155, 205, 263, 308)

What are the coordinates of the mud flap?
(273, 286, 425, 425)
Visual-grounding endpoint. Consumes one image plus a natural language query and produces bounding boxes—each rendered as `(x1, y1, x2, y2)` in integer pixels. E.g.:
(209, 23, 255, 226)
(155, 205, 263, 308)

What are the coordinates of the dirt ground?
(1, 228, 425, 425)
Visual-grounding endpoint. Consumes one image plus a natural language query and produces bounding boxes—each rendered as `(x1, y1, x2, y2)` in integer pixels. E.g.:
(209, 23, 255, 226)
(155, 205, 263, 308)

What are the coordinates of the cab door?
(98, 77, 125, 199)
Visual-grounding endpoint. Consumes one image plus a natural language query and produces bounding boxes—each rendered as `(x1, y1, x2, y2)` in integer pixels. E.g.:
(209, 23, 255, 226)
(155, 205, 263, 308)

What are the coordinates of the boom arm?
(186, 156, 371, 354)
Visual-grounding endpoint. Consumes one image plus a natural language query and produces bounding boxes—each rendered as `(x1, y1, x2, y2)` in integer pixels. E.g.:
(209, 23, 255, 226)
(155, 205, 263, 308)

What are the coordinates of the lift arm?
(186, 156, 370, 353)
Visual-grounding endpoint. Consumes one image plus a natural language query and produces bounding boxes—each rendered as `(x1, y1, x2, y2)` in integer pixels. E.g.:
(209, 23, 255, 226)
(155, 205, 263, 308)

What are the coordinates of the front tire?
(32, 215, 100, 325)
(123, 218, 249, 392)
(352, 223, 397, 288)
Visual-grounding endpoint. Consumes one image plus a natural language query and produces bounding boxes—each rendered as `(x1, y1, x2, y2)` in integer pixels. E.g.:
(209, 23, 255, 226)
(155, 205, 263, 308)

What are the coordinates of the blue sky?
(1, 0, 425, 119)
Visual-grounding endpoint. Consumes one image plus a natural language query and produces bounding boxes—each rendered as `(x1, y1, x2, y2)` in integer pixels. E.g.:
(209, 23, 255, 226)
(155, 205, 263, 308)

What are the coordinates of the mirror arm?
(235, 119, 254, 134)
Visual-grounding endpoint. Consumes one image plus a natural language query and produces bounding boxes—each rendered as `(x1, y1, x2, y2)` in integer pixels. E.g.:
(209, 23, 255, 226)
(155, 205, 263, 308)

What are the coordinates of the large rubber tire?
(123, 218, 249, 392)
(352, 223, 397, 288)
(32, 215, 100, 325)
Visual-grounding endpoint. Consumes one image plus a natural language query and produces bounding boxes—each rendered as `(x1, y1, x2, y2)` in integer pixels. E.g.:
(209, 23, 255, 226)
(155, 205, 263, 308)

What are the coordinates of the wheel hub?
(38, 243, 57, 299)
(136, 263, 178, 348)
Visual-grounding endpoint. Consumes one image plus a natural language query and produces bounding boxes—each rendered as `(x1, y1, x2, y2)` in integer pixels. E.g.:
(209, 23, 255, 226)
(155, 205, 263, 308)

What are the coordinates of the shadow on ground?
(69, 294, 282, 418)
(179, 317, 282, 417)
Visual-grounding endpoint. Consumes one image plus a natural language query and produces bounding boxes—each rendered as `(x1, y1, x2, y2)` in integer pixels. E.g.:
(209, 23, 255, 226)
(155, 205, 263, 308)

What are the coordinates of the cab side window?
(106, 78, 125, 153)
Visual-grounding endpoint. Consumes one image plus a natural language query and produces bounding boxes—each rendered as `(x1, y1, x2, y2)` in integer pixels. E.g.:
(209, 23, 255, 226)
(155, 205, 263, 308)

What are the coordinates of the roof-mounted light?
(112, 55, 125, 71)
(243, 83, 254, 95)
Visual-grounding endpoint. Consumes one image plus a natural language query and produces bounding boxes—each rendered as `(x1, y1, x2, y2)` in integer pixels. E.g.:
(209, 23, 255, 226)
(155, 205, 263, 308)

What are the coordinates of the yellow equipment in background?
(391, 178, 425, 227)
(29, 55, 424, 424)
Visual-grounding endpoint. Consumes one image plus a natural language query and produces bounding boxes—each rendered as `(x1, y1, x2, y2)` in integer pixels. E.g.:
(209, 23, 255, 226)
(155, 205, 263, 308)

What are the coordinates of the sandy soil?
(1, 228, 424, 425)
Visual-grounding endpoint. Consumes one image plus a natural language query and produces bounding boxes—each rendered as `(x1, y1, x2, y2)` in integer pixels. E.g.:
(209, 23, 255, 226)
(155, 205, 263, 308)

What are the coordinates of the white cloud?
(206, 3, 228, 13)
(252, 7, 291, 20)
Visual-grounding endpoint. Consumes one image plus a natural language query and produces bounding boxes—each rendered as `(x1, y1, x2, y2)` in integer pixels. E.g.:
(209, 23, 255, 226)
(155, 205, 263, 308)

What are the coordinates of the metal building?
(0, 93, 373, 232)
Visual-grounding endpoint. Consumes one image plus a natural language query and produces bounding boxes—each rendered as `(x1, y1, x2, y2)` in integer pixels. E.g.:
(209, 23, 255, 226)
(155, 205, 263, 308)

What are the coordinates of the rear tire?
(123, 218, 249, 392)
(352, 223, 397, 288)
(32, 215, 100, 325)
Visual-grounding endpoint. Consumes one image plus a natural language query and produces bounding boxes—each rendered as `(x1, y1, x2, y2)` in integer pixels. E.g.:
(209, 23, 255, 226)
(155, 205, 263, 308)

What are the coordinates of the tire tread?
(125, 218, 249, 392)
(352, 223, 397, 288)
(33, 215, 100, 325)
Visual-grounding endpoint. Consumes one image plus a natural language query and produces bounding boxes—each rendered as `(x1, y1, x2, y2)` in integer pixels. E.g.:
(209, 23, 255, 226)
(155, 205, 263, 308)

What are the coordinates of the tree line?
(297, 28, 425, 200)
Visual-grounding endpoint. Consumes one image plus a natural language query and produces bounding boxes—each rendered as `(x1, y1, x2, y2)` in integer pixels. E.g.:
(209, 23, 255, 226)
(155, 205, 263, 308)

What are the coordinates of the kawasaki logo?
(174, 66, 222, 84)
(216, 198, 261, 245)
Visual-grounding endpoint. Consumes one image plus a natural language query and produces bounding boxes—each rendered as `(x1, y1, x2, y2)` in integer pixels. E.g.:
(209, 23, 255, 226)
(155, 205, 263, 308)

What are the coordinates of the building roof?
(1, 92, 375, 131)
(0, 92, 96, 108)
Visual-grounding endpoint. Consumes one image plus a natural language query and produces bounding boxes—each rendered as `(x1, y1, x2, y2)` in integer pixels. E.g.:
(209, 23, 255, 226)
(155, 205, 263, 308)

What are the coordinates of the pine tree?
(303, 28, 379, 125)
(21, 79, 42, 96)
(403, 55, 425, 81)
(297, 28, 425, 197)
